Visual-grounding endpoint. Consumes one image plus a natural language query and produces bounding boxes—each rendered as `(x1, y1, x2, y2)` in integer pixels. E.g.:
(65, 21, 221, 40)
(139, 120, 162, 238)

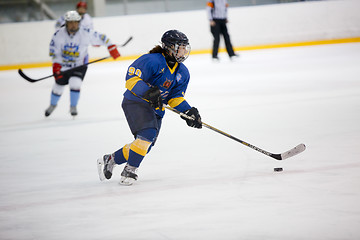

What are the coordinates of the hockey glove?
(52, 63, 63, 81)
(108, 45, 120, 59)
(143, 86, 163, 109)
(181, 107, 202, 129)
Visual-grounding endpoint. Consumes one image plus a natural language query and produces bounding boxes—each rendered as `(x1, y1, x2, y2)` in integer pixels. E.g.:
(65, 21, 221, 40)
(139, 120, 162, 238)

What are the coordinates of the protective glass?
(173, 43, 191, 63)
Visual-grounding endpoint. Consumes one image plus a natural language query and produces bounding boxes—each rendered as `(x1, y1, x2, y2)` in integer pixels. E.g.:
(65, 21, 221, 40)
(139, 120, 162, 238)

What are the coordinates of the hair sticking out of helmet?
(64, 10, 81, 22)
(161, 30, 191, 63)
(76, 1, 88, 9)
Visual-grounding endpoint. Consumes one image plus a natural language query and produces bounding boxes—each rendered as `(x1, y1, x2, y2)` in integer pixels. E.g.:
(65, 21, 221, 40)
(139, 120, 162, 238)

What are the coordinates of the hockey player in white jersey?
(55, 1, 93, 30)
(45, 10, 120, 117)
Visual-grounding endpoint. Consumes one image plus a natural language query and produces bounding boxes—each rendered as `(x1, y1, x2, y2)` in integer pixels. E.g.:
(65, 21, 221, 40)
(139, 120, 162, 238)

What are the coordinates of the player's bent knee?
(52, 83, 65, 95)
(130, 138, 152, 157)
(69, 76, 82, 90)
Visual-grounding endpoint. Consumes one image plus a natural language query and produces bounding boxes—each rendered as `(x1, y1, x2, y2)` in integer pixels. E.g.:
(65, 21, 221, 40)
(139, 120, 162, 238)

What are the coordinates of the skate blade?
(97, 158, 106, 181)
(119, 176, 136, 186)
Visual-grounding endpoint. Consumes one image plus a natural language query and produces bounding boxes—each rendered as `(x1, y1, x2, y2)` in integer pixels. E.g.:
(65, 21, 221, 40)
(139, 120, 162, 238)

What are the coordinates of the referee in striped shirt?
(206, 0, 238, 60)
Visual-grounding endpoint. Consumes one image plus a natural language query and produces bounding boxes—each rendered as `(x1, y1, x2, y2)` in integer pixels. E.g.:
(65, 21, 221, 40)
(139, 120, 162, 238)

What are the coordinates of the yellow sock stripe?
(122, 144, 130, 161)
(130, 139, 152, 156)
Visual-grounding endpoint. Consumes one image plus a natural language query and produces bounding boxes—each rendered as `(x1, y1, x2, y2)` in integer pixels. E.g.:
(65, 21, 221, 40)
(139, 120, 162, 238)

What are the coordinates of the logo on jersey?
(176, 73, 182, 82)
(49, 49, 55, 57)
(162, 78, 173, 89)
(62, 43, 80, 62)
(99, 34, 107, 42)
(159, 68, 165, 74)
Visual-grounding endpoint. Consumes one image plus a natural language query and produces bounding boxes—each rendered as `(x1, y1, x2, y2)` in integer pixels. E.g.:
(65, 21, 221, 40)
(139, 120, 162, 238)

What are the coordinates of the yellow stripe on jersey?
(125, 76, 142, 91)
(130, 138, 152, 157)
(168, 97, 186, 108)
(167, 62, 178, 74)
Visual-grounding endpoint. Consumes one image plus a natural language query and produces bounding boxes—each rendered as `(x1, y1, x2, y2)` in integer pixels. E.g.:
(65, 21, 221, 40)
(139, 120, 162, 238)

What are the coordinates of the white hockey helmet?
(64, 10, 81, 22)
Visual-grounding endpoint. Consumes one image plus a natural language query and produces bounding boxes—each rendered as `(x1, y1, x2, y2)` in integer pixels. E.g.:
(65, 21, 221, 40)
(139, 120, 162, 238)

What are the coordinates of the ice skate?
(70, 106, 78, 116)
(97, 154, 116, 181)
(212, 57, 220, 62)
(230, 54, 239, 61)
(45, 104, 57, 117)
(119, 164, 138, 186)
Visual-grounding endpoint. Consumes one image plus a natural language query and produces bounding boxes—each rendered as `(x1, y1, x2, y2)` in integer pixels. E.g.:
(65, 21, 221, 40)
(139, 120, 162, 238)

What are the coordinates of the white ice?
(1, 43, 360, 240)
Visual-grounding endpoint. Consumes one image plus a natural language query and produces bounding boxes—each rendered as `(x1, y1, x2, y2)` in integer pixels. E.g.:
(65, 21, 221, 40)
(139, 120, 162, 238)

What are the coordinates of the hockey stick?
(18, 56, 111, 83)
(117, 36, 133, 47)
(165, 106, 306, 160)
(19, 36, 133, 83)
(92, 36, 133, 48)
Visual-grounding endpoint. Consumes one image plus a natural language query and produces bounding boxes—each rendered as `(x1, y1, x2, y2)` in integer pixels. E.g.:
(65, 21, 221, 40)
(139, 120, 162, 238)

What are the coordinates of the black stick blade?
(18, 69, 37, 82)
(18, 69, 52, 83)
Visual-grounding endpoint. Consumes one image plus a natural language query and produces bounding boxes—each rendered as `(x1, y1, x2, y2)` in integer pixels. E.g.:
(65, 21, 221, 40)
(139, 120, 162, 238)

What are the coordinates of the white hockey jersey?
(49, 27, 113, 70)
(55, 13, 93, 30)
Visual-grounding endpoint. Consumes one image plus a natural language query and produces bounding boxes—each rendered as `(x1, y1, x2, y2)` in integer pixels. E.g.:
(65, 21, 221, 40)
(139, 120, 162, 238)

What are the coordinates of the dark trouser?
(210, 19, 235, 58)
(122, 98, 162, 140)
(55, 66, 87, 85)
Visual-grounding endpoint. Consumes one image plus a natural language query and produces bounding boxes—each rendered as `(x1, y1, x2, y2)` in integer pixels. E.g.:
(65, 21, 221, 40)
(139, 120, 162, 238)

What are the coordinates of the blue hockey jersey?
(124, 53, 192, 117)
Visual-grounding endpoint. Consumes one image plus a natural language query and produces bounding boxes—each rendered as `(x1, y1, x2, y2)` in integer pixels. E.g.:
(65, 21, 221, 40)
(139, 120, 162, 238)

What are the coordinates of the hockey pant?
(50, 66, 87, 106)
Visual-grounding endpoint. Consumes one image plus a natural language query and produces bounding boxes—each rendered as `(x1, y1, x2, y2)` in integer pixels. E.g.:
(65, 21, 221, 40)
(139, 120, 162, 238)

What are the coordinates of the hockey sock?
(114, 128, 157, 166)
(137, 128, 158, 154)
(114, 144, 130, 165)
(114, 138, 152, 167)
(127, 138, 152, 167)
(50, 91, 61, 106)
(70, 89, 80, 107)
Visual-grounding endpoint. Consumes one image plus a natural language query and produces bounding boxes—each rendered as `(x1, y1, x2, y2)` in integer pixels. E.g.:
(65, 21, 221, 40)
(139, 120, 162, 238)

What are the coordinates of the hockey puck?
(274, 167, 283, 172)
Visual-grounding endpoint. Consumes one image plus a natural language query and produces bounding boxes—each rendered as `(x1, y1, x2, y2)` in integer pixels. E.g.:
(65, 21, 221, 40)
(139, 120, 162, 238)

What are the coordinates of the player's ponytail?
(149, 45, 165, 54)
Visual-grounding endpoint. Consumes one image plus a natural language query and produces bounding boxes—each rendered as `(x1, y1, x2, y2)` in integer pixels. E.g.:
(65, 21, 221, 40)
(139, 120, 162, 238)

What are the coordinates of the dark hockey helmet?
(161, 30, 191, 63)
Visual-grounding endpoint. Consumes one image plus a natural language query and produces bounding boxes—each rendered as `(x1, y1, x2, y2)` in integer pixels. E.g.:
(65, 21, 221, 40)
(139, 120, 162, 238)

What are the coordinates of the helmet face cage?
(161, 30, 191, 63)
(162, 42, 191, 63)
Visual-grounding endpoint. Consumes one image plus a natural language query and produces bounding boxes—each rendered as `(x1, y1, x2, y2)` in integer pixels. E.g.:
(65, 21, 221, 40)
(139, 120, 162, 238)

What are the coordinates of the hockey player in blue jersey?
(97, 30, 202, 185)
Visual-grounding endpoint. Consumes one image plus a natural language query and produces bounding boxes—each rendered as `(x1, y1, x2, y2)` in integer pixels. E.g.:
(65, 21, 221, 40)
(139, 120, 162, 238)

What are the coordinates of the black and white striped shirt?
(206, 0, 229, 20)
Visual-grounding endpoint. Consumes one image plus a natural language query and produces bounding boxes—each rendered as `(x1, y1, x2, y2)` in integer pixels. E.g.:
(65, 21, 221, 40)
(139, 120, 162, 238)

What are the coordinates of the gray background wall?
(0, 0, 359, 66)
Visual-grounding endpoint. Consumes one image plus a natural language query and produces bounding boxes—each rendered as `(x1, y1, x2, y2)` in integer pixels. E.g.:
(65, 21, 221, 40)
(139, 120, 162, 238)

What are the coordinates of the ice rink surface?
(1, 43, 360, 239)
